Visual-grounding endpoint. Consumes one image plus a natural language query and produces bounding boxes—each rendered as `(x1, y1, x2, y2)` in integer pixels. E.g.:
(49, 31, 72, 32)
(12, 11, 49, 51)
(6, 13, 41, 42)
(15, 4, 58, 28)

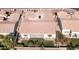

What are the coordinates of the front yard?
(1, 34, 79, 50)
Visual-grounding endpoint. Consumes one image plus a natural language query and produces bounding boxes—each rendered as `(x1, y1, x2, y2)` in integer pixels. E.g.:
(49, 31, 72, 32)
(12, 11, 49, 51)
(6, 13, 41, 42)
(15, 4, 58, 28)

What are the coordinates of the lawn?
(67, 38, 79, 50)
(70, 38, 79, 46)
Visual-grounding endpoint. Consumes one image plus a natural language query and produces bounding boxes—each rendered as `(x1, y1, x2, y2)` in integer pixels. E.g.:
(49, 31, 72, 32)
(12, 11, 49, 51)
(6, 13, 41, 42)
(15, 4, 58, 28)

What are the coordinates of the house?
(18, 9, 56, 40)
(0, 9, 20, 35)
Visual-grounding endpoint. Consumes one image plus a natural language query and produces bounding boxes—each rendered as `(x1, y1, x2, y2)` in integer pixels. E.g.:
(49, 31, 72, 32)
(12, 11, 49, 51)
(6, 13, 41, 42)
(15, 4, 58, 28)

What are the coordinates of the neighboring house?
(0, 10, 20, 35)
(61, 18, 79, 38)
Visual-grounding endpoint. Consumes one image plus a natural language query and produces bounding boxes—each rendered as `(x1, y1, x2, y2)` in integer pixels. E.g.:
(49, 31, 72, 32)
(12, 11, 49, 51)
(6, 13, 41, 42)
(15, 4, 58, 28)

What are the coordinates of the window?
(24, 35, 27, 36)
(23, 34, 28, 39)
(48, 34, 52, 37)
(72, 34, 77, 38)
(5, 11, 11, 16)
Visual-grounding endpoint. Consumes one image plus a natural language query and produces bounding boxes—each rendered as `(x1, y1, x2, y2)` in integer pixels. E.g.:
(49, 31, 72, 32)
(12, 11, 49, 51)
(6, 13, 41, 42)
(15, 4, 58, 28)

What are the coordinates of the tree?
(1, 35, 15, 50)
(55, 32, 70, 46)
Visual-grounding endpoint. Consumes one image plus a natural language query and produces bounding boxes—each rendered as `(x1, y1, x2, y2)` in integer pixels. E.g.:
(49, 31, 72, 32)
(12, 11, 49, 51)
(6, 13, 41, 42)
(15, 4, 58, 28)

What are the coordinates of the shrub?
(71, 38, 79, 46)
(23, 40, 34, 47)
(0, 35, 4, 39)
(1, 47, 9, 50)
(22, 38, 54, 47)
(31, 38, 44, 46)
(69, 38, 79, 49)
(67, 47, 75, 50)
(66, 38, 79, 50)
(0, 35, 15, 50)
(23, 40, 28, 47)
(43, 40, 54, 47)
(67, 42, 75, 50)
(27, 42, 34, 47)
(56, 31, 65, 40)
(16, 43, 23, 47)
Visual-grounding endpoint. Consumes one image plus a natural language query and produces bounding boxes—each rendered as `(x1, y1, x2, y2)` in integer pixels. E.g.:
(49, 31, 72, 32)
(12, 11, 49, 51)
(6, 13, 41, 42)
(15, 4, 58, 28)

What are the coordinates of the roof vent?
(3, 17, 8, 21)
(38, 15, 41, 19)
(5, 11, 11, 16)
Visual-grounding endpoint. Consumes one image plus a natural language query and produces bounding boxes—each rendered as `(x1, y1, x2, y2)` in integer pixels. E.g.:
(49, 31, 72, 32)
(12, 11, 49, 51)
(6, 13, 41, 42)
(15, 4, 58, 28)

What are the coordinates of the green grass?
(43, 40, 54, 47)
(67, 38, 79, 50)
(23, 40, 34, 47)
(70, 38, 79, 46)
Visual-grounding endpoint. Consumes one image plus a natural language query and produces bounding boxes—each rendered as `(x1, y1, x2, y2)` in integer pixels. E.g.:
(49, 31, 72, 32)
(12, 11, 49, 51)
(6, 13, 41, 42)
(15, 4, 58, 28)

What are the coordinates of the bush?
(16, 43, 23, 47)
(1, 47, 9, 50)
(0, 35, 15, 50)
(23, 40, 28, 47)
(23, 40, 34, 47)
(67, 47, 75, 50)
(22, 38, 54, 47)
(0, 35, 4, 39)
(56, 31, 65, 40)
(30, 38, 44, 47)
(71, 38, 79, 46)
(67, 42, 75, 50)
(27, 42, 34, 47)
(66, 38, 79, 50)
(70, 38, 79, 49)
(43, 40, 54, 47)
(68, 38, 79, 46)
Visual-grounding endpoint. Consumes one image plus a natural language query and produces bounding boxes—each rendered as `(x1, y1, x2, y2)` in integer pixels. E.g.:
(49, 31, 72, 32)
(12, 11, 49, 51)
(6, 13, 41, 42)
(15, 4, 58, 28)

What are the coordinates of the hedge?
(22, 38, 54, 47)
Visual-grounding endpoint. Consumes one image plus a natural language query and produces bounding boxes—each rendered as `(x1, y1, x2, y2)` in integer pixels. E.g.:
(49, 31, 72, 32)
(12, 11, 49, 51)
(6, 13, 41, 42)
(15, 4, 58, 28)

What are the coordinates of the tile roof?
(0, 8, 79, 34)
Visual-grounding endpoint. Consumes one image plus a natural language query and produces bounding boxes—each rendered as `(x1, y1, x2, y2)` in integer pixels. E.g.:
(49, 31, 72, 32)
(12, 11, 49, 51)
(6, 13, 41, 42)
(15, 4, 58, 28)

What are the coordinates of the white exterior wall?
(44, 34, 56, 40)
(71, 32, 79, 38)
(20, 33, 56, 40)
(62, 29, 71, 38)
(62, 29, 79, 38)
(21, 33, 30, 40)
(0, 33, 9, 35)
